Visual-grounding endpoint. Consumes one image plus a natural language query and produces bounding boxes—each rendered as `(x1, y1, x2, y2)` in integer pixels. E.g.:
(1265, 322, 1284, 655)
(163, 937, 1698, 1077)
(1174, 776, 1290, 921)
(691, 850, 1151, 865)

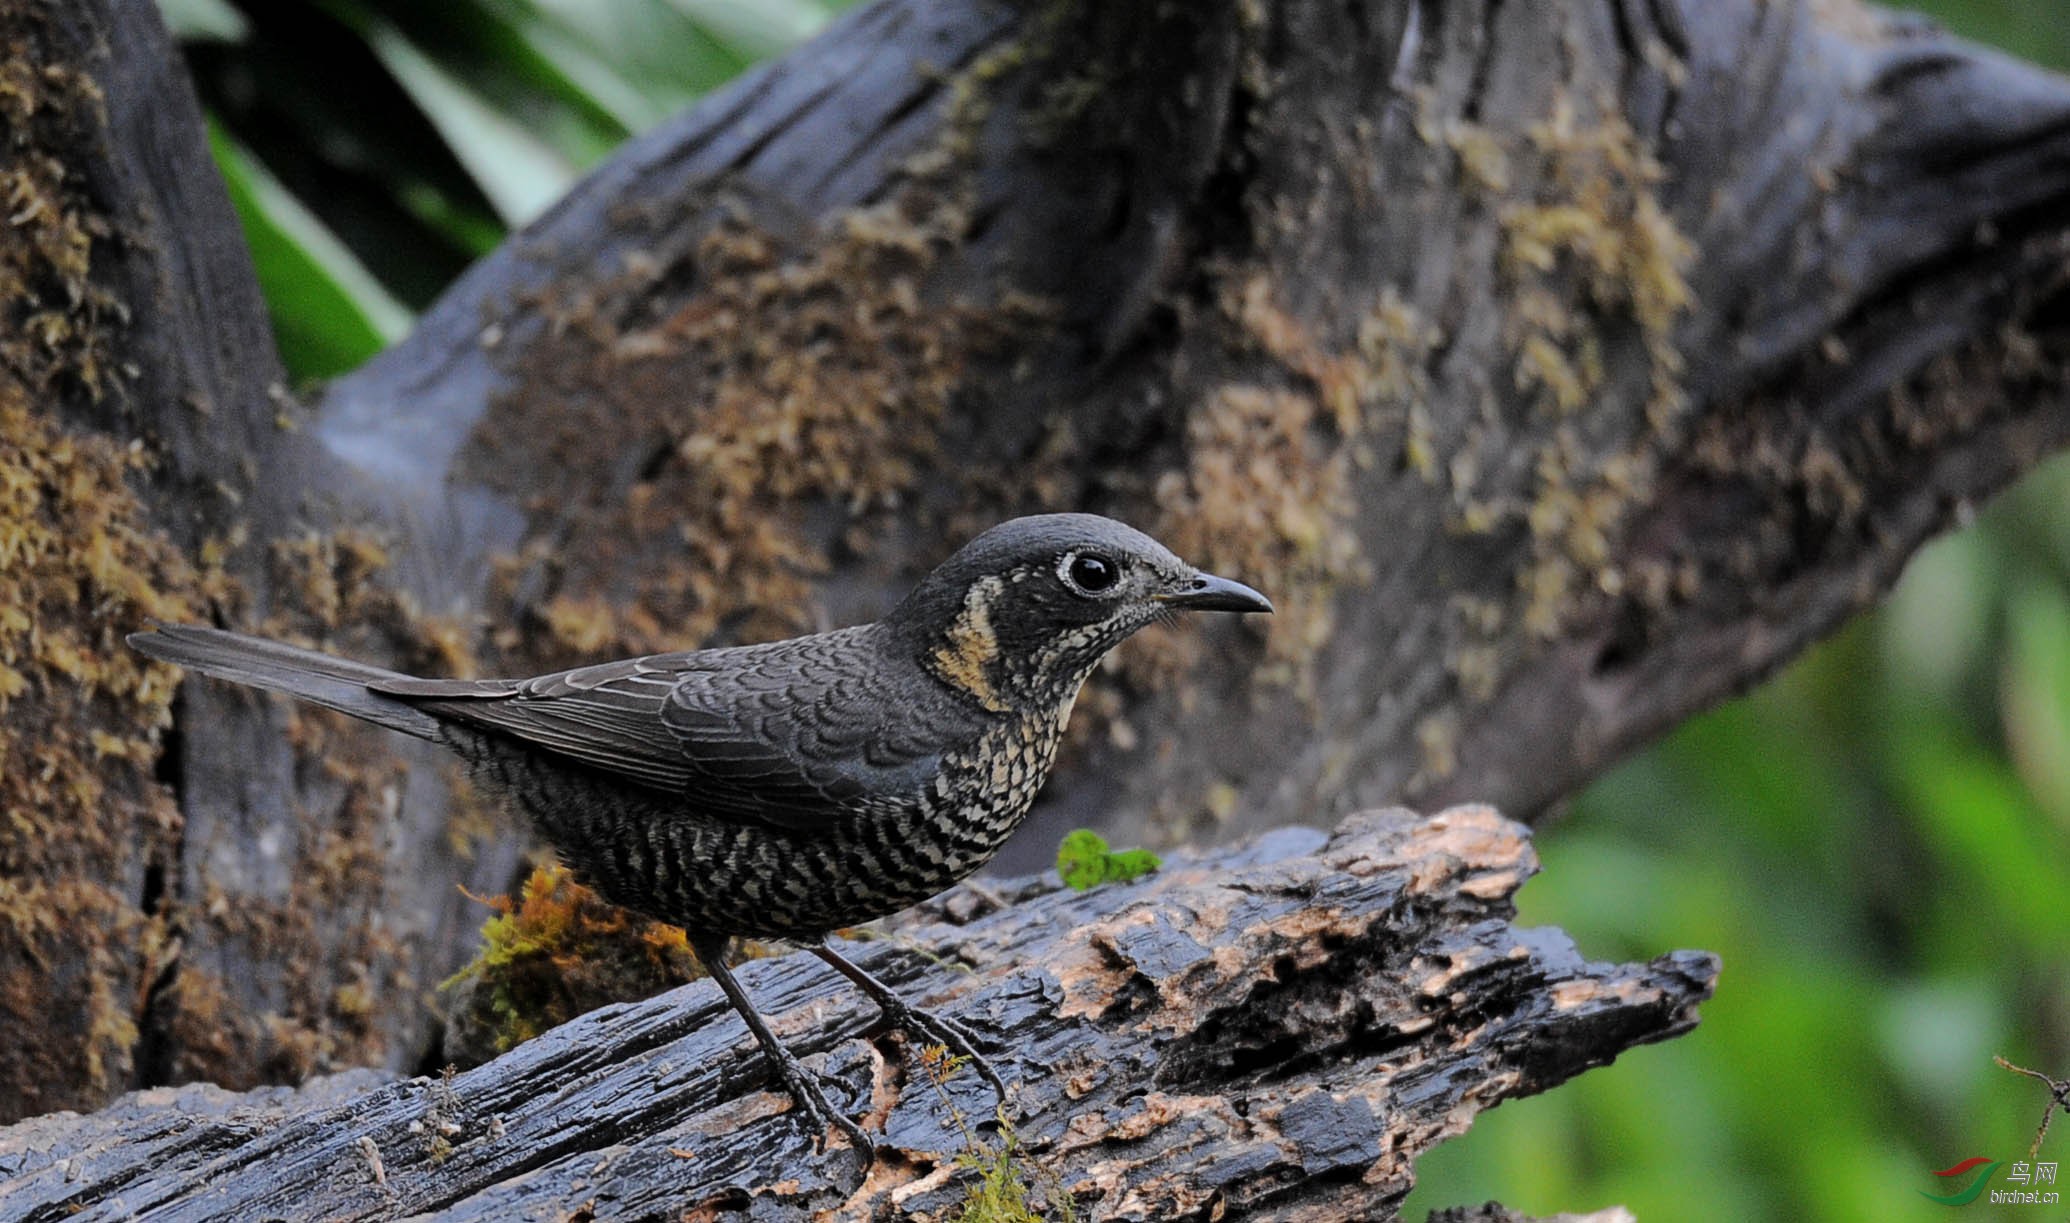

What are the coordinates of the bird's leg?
(810, 941, 1010, 1113)
(689, 934, 874, 1169)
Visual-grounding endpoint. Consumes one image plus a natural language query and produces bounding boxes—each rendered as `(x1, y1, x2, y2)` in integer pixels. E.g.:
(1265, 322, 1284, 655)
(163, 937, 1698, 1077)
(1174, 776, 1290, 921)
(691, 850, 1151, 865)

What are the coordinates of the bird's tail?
(128, 624, 445, 741)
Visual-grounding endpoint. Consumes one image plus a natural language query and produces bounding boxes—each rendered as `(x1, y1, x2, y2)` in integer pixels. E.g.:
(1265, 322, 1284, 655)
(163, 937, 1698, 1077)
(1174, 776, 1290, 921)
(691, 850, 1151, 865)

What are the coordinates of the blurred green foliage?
(1408, 479, 2070, 1221)
(162, 1, 2070, 1218)
(161, 0, 838, 379)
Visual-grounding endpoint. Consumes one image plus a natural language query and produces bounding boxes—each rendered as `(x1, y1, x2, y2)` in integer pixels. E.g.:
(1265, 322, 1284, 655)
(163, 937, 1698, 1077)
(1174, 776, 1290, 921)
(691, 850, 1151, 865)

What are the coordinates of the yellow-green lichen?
(0, 9, 217, 1118)
(1411, 709, 1462, 788)
(1489, 94, 1697, 639)
(469, 199, 1012, 667)
(1152, 275, 1444, 699)
(1152, 382, 1360, 689)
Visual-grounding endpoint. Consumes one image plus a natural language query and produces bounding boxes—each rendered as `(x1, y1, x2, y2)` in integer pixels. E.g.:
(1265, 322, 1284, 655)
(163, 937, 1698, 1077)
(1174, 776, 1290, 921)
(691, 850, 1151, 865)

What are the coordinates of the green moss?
(948, 1131, 1047, 1223)
(1055, 829, 1160, 891)
(1155, 276, 1443, 700)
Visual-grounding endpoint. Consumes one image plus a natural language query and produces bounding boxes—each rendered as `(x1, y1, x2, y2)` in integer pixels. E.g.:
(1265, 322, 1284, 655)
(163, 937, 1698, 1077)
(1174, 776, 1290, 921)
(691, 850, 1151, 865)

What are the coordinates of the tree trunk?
(2, 0, 2066, 1121)
(0, 0, 523, 1115)
(0, 806, 1718, 1222)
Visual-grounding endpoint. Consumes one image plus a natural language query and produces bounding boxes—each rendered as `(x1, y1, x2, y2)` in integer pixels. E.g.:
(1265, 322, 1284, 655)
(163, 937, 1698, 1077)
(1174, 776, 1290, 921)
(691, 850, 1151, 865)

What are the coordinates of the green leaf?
(206, 121, 412, 380)
(363, 19, 581, 226)
(1883, 712, 2070, 953)
(484, 6, 665, 132)
(156, 0, 249, 42)
(396, 180, 508, 258)
(662, 0, 832, 61)
(524, 0, 758, 113)
(1056, 829, 1161, 891)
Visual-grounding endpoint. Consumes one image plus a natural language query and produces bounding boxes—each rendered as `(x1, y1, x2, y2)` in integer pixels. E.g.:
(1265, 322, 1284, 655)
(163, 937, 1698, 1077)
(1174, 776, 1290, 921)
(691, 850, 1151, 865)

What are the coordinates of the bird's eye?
(1062, 552, 1119, 595)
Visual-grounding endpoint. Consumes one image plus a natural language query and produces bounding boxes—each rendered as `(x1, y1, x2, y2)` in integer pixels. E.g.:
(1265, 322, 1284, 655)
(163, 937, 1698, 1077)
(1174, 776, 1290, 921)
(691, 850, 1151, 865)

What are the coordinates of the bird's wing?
(652, 633, 975, 832)
(370, 630, 980, 833)
(371, 653, 701, 792)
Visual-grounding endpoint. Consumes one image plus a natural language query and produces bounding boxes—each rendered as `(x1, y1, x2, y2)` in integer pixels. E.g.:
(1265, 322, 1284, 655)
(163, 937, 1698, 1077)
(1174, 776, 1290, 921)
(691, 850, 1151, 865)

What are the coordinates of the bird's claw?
(764, 1042, 877, 1172)
(810, 941, 1014, 1117)
(874, 994, 1011, 1114)
(808, 1097, 876, 1174)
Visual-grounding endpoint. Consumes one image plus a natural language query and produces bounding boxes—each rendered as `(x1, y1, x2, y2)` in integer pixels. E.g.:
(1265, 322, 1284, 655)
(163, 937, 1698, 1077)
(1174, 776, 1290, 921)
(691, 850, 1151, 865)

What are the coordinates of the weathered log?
(0, 807, 1717, 1221)
(4, 0, 2064, 1116)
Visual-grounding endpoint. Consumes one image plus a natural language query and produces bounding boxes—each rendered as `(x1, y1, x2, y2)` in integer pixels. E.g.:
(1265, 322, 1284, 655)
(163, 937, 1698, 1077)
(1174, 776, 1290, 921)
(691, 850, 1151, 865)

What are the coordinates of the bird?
(129, 513, 1271, 1165)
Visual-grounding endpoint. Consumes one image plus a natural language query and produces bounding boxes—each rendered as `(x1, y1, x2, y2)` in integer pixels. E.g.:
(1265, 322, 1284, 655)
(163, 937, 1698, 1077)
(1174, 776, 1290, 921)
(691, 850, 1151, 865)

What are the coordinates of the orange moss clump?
(439, 864, 717, 1065)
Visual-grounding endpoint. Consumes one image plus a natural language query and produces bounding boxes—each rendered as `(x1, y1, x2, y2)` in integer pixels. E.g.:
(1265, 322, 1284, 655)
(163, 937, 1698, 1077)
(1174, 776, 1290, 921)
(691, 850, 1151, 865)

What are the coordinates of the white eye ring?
(1058, 551, 1120, 596)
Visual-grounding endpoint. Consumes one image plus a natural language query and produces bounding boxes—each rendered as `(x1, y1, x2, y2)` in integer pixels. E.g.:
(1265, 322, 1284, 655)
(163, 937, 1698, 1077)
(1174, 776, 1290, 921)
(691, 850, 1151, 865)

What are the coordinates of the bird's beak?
(1156, 572, 1274, 614)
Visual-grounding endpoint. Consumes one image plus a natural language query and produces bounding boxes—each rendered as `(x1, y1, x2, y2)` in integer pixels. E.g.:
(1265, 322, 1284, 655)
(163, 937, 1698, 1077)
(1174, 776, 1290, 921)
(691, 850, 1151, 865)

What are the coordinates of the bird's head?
(888, 513, 1272, 712)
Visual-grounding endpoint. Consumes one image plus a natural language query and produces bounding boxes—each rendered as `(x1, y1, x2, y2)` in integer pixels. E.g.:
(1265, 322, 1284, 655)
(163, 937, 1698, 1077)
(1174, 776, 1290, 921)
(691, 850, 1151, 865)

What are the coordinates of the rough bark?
(4, 0, 2067, 1119)
(313, 0, 2070, 858)
(0, 806, 1718, 1222)
(0, 0, 522, 1117)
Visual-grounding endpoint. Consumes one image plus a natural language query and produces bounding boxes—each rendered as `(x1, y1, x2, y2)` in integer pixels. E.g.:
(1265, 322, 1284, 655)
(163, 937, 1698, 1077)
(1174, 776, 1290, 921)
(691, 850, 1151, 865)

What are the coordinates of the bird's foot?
(693, 934, 877, 1174)
(873, 994, 1011, 1115)
(808, 941, 1013, 1118)
(763, 1041, 877, 1172)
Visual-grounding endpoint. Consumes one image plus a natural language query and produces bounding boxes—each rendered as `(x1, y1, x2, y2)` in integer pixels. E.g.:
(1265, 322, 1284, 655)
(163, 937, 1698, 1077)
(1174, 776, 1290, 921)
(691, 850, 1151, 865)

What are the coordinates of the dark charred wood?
(0, 807, 1717, 1222)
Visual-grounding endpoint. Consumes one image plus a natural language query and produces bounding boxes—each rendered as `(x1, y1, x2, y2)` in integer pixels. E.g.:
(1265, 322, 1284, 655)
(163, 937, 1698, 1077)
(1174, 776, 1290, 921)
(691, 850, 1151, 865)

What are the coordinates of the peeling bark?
(0, 807, 1716, 1222)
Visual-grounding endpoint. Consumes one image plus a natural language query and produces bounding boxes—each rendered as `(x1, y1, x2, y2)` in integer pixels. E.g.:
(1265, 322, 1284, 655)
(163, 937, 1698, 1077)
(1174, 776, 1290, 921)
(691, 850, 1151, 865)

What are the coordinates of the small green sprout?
(1055, 829, 1160, 891)
(919, 1044, 1076, 1223)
